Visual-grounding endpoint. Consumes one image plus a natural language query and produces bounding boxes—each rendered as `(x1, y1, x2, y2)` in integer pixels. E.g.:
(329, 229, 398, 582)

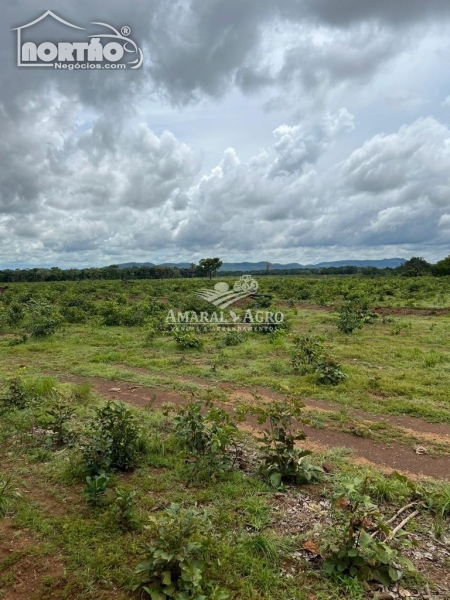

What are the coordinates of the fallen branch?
(388, 510, 419, 539)
(386, 502, 418, 524)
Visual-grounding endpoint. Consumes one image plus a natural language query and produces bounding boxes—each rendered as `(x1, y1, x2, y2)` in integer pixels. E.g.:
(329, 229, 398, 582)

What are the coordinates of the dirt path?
(115, 364, 450, 438)
(61, 373, 450, 480)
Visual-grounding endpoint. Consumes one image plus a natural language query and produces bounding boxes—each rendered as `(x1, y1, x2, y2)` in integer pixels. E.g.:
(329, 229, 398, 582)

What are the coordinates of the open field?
(0, 276, 449, 599)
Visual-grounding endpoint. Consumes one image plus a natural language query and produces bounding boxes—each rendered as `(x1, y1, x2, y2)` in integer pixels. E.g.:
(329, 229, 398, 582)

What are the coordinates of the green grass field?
(0, 276, 449, 599)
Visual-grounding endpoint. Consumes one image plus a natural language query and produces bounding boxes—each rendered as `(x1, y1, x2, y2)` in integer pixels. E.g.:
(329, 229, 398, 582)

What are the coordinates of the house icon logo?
(12, 10, 143, 70)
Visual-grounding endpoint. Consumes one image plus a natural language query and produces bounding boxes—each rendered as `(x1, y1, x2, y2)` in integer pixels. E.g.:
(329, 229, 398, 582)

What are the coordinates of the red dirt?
(59, 373, 450, 480)
(0, 521, 66, 600)
(116, 364, 450, 438)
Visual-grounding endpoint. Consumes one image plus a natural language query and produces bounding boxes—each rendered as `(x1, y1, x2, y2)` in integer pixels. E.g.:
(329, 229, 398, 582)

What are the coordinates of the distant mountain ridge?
(116, 258, 406, 271)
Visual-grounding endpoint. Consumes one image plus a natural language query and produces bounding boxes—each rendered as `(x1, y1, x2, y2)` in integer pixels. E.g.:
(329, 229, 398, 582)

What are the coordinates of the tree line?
(0, 256, 448, 283)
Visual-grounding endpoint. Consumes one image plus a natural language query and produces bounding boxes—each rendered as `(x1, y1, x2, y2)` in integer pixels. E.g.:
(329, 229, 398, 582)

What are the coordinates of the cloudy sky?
(2, 1, 450, 268)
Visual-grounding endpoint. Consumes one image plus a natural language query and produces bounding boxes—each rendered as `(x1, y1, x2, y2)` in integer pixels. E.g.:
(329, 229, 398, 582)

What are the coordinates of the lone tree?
(399, 257, 432, 277)
(197, 258, 223, 280)
(434, 255, 450, 276)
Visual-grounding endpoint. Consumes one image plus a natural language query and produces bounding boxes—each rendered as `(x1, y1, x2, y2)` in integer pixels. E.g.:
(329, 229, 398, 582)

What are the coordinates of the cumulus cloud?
(2, 1, 450, 266)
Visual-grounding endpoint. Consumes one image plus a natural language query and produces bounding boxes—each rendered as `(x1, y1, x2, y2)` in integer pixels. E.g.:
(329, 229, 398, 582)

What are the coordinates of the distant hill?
(307, 258, 406, 269)
(116, 262, 155, 268)
(116, 258, 406, 271)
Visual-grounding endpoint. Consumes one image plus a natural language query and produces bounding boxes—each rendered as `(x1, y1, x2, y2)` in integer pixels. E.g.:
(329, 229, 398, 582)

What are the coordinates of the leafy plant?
(173, 400, 239, 478)
(112, 486, 137, 530)
(173, 329, 203, 350)
(319, 477, 415, 585)
(43, 398, 75, 446)
(83, 473, 110, 507)
(1, 377, 28, 411)
(219, 331, 247, 347)
(337, 300, 377, 334)
(83, 401, 142, 474)
(315, 357, 347, 386)
(290, 336, 346, 386)
(135, 503, 228, 599)
(249, 396, 320, 489)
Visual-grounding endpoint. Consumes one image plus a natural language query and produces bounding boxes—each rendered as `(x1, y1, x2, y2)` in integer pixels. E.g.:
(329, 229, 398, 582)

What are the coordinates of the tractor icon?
(233, 275, 258, 293)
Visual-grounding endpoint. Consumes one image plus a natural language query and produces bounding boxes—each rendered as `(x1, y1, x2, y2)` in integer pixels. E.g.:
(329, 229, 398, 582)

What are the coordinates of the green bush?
(249, 397, 323, 489)
(173, 329, 203, 350)
(1, 377, 28, 411)
(135, 503, 229, 599)
(320, 477, 415, 585)
(83, 401, 142, 474)
(174, 400, 239, 478)
(315, 357, 346, 386)
(0, 477, 21, 517)
(112, 487, 137, 530)
(220, 331, 247, 347)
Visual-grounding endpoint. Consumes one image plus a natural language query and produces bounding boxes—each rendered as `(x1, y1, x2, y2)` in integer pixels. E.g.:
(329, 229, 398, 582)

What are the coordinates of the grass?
(0, 276, 450, 598)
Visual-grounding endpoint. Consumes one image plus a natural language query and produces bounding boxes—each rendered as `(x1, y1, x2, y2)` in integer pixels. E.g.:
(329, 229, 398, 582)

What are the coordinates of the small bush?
(174, 400, 239, 478)
(134, 503, 228, 599)
(319, 477, 415, 585)
(173, 329, 203, 350)
(220, 331, 247, 347)
(42, 399, 75, 447)
(249, 396, 323, 489)
(315, 357, 346, 386)
(83, 473, 110, 507)
(83, 401, 142, 474)
(1, 377, 28, 411)
(112, 487, 137, 530)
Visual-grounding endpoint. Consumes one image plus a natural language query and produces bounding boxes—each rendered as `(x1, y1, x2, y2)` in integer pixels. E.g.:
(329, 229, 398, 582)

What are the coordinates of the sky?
(1, 0, 450, 269)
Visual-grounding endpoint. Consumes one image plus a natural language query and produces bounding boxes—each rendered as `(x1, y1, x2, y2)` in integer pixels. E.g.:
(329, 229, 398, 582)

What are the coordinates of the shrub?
(174, 400, 239, 477)
(1, 377, 28, 411)
(83, 401, 142, 474)
(6, 303, 25, 327)
(319, 477, 415, 585)
(134, 503, 228, 599)
(30, 318, 60, 338)
(42, 399, 75, 447)
(173, 329, 203, 350)
(290, 336, 346, 386)
(315, 357, 346, 386)
(249, 397, 323, 489)
(26, 299, 62, 337)
(291, 335, 324, 373)
(337, 300, 377, 334)
(220, 331, 247, 347)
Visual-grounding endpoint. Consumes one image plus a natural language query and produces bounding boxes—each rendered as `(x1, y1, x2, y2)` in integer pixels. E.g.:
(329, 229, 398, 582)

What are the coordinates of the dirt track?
(59, 372, 450, 480)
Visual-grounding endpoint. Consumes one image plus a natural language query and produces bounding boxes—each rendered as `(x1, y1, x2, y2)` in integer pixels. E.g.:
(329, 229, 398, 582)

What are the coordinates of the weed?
(0, 477, 21, 517)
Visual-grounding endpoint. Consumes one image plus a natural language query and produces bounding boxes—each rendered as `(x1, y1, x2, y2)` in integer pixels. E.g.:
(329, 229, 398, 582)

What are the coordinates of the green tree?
(433, 255, 450, 276)
(197, 258, 223, 280)
(399, 257, 432, 277)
